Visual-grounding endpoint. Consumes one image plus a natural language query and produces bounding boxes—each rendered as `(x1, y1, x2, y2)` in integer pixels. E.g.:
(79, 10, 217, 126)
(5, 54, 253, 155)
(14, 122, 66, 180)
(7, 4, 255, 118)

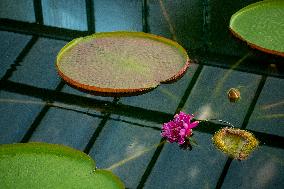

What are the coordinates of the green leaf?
(0, 142, 124, 188)
(230, 0, 284, 57)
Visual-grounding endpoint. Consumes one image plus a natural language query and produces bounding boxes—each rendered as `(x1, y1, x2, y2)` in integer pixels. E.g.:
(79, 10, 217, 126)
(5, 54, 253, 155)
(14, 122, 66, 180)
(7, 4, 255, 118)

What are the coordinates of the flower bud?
(227, 88, 240, 102)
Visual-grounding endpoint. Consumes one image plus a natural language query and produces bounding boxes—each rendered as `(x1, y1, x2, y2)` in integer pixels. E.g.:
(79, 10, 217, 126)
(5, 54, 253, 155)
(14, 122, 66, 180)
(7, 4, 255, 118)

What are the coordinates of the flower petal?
(188, 121, 199, 129)
(178, 137, 185, 144)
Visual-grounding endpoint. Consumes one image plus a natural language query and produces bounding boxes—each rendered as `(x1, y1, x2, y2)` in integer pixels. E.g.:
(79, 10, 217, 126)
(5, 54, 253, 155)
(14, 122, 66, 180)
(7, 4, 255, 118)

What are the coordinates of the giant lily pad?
(229, 0, 284, 57)
(56, 31, 190, 96)
(0, 143, 124, 188)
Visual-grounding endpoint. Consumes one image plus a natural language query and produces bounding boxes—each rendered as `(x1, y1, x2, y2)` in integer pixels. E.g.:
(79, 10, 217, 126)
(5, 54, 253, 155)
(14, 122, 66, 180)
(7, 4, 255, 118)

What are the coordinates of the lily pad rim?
(56, 31, 190, 95)
(0, 142, 91, 162)
(229, 0, 284, 57)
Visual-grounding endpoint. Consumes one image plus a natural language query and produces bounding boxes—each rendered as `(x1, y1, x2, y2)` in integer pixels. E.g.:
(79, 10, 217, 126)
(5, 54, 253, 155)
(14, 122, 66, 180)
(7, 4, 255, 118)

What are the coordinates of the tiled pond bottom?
(0, 30, 283, 189)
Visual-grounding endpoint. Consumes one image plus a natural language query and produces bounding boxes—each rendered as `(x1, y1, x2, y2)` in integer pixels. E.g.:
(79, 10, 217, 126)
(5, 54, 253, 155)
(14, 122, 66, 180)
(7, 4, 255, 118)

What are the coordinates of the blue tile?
(144, 131, 227, 189)
(183, 66, 261, 127)
(61, 84, 89, 97)
(148, 0, 204, 50)
(0, 0, 35, 22)
(119, 63, 199, 114)
(58, 85, 113, 113)
(0, 91, 44, 144)
(94, 0, 142, 32)
(62, 85, 113, 102)
(10, 38, 66, 89)
(61, 85, 114, 115)
(89, 119, 161, 188)
(30, 107, 101, 151)
(110, 115, 161, 130)
(0, 31, 31, 78)
(222, 145, 284, 189)
(247, 77, 284, 137)
(41, 0, 87, 30)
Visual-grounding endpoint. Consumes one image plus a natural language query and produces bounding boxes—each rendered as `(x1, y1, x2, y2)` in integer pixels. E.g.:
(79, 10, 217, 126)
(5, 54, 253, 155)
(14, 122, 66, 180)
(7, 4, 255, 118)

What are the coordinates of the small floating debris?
(227, 88, 241, 102)
(212, 127, 259, 160)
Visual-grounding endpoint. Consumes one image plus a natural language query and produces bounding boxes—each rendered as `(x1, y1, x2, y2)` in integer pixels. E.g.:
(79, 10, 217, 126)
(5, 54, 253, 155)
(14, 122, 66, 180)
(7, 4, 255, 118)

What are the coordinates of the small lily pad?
(0, 142, 124, 188)
(230, 0, 284, 57)
(212, 127, 259, 160)
(56, 31, 190, 96)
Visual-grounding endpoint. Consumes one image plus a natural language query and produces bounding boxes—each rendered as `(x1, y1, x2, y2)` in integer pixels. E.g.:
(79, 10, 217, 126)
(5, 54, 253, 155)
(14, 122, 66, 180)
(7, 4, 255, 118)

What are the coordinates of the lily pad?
(56, 31, 190, 96)
(0, 142, 124, 188)
(229, 0, 284, 57)
(212, 127, 259, 160)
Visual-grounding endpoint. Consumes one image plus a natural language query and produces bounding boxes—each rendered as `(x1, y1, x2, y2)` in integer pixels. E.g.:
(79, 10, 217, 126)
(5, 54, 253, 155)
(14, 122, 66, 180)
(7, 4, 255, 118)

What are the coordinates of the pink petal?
(188, 121, 199, 129)
(179, 129, 186, 137)
(178, 137, 185, 144)
(184, 128, 192, 137)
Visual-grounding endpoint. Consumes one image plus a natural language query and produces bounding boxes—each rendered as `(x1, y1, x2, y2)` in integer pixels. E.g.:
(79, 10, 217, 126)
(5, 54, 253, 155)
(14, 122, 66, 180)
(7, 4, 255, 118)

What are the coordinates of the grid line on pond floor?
(21, 81, 65, 143)
(0, 36, 38, 82)
(0, 79, 283, 149)
(137, 64, 203, 189)
(215, 75, 267, 189)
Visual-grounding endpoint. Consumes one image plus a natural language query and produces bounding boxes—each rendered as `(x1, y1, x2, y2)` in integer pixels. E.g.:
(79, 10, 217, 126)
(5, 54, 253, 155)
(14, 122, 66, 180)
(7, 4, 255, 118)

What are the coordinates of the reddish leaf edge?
(229, 28, 284, 58)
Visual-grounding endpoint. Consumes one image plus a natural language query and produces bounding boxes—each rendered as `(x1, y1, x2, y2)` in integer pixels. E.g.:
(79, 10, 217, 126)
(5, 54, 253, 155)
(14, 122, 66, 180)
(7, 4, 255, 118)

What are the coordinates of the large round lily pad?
(56, 31, 190, 96)
(229, 0, 284, 57)
(0, 143, 124, 188)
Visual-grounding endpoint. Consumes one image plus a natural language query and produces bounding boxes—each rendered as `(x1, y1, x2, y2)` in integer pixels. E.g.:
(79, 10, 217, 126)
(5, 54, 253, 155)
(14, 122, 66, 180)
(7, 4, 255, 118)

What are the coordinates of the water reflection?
(158, 0, 177, 41)
(213, 52, 251, 98)
(106, 140, 165, 170)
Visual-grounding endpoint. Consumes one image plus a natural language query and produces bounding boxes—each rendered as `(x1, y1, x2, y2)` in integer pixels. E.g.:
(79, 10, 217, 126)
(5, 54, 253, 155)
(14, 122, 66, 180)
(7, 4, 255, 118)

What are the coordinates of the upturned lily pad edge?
(56, 31, 191, 97)
(229, 0, 284, 57)
(0, 142, 125, 189)
(229, 28, 284, 57)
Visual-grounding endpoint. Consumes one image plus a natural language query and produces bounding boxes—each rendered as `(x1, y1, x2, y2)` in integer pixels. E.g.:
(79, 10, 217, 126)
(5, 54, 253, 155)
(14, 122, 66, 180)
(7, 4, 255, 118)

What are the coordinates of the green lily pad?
(0, 143, 124, 188)
(56, 31, 190, 96)
(230, 0, 284, 57)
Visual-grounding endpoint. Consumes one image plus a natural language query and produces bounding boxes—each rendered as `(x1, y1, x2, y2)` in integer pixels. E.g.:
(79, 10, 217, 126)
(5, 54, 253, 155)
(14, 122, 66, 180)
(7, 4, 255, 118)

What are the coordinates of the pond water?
(0, 0, 283, 189)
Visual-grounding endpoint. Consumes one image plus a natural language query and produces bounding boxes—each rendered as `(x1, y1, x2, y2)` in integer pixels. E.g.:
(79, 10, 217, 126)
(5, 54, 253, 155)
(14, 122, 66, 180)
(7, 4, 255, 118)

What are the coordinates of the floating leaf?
(212, 127, 259, 160)
(56, 31, 190, 96)
(0, 143, 124, 188)
(230, 0, 284, 57)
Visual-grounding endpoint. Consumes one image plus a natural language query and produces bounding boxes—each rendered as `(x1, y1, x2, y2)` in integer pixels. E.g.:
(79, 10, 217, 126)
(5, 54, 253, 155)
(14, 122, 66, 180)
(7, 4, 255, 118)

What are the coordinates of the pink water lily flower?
(161, 112, 199, 146)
